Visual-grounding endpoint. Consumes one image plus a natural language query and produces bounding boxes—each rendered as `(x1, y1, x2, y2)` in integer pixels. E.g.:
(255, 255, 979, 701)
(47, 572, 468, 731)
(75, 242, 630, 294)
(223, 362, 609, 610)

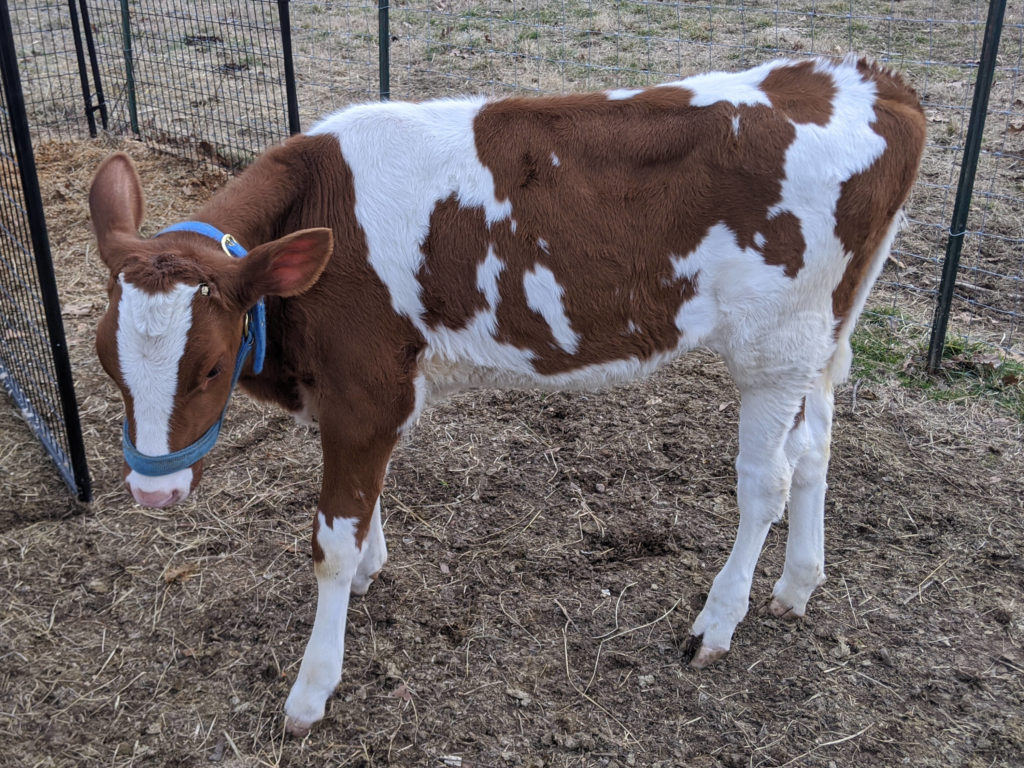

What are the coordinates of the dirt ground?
(0, 133, 1022, 768)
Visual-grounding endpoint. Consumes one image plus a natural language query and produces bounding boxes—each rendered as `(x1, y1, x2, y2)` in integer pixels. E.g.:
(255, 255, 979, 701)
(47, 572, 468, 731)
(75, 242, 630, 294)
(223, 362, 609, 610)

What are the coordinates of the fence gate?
(0, 2, 91, 501)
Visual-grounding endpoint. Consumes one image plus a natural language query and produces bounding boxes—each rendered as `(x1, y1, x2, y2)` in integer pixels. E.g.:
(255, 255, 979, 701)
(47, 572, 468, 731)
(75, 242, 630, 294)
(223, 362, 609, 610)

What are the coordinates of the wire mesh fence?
(12, 1, 301, 168)
(288, 0, 381, 121)
(98, 0, 294, 168)
(8, 1, 96, 141)
(1, 1, 91, 500)
(6, 1, 1024, 359)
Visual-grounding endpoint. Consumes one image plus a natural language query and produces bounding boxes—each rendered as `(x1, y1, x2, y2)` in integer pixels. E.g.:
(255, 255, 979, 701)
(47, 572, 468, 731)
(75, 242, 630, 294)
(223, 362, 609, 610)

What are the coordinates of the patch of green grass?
(919, 336, 1024, 418)
(501, 7, 562, 27)
(850, 309, 911, 379)
(569, 5, 597, 23)
(423, 44, 448, 62)
(851, 308, 1024, 420)
(745, 15, 776, 31)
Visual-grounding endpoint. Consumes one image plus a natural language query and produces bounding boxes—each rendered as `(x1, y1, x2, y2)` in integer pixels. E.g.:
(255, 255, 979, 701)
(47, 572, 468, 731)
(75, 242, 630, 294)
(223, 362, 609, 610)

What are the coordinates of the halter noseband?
(121, 222, 267, 477)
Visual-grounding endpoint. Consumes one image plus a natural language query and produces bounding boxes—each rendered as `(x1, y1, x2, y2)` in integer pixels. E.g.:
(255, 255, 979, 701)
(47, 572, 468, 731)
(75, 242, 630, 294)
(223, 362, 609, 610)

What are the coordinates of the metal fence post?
(119, 0, 139, 134)
(379, 0, 390, 100)
(78, 0, 108, 131)
(277, 0, 301, 134)
(66, 0, 97, 136)
(926, 0, 1007, 372)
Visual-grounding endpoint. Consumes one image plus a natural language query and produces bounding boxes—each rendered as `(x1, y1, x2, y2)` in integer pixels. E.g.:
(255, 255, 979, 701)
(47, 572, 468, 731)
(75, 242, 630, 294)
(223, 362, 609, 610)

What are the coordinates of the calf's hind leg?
(688, 383, 808, 667)
(770, 377, 834, 619)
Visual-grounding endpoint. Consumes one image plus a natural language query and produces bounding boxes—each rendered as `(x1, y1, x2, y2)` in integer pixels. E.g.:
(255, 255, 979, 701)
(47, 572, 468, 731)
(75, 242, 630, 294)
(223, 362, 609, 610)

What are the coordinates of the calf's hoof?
(285, 716, 314, 738)
(768, 596, 804, 621)
(350, 569, 382, 596)
(284, 685, 329, 737)
(682, 634, 728, 668)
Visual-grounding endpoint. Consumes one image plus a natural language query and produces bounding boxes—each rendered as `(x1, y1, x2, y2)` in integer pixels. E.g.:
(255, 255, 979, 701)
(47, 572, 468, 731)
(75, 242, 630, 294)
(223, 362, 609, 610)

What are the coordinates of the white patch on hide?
(117, 275, 197, 491)
(523, 264, 578, 354)
(607, 88, 643, 101)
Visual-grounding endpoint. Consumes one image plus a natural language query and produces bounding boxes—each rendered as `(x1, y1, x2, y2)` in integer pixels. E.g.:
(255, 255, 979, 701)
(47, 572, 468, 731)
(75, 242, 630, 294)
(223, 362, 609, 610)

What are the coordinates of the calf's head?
(90, 153, 332, 507)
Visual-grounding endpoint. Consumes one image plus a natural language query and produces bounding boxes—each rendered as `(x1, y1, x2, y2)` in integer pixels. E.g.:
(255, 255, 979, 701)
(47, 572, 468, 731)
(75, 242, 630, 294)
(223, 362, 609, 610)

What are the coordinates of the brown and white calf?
(90, 57, 925, 734)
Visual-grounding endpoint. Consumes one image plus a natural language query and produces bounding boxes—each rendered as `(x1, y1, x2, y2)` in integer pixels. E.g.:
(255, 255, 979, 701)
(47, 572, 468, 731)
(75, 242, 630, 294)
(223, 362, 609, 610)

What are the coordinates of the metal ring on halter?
(221, 233, 240, 256)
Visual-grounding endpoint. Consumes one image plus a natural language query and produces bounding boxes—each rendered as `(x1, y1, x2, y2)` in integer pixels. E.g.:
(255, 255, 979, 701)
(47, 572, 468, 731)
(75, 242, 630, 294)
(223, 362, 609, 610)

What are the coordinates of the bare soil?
(0, 137, 1022, 768)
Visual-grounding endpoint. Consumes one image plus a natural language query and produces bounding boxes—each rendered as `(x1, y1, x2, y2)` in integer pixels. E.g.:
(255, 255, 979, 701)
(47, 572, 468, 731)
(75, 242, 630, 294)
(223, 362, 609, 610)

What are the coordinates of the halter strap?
(121, 222, 267, 477)
(156, 221, 266, 371)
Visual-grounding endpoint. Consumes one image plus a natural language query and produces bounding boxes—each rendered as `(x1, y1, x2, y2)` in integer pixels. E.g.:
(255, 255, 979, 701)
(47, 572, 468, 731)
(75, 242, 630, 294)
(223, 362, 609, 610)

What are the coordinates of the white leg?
(285, 512, 359, 736)
(352, 497, 387, 596)
(771, 381, 833, 618)
(690, 386, 802, 667)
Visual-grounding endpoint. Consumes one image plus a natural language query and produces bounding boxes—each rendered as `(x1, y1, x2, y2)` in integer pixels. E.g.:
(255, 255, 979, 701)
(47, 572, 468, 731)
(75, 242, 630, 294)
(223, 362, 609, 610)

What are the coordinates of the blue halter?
(121, 222, 267, 477)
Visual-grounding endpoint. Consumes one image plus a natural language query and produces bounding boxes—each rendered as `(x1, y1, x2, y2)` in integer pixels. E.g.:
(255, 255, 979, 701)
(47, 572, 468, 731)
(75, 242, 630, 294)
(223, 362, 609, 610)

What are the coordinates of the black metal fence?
(1, 0, 1021, 495)
(13, 0, 299, 167)
(0, 0, 90, 501)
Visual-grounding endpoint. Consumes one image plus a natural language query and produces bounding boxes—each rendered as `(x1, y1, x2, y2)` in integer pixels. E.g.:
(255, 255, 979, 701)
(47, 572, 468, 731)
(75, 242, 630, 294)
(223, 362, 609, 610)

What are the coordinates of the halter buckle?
(221, 233, 240, 257)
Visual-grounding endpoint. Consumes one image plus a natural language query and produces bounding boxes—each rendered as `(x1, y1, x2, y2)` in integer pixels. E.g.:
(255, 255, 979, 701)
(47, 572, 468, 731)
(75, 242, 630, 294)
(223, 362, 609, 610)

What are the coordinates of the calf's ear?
(238, 228, 333, 301)
(90, 153, 146, 274)
(90, 153, 145, 250)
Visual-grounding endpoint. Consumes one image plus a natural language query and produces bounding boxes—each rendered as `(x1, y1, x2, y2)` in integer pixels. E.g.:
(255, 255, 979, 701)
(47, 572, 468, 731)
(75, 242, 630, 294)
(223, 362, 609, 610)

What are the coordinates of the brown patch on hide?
(470, 85, 800, 374)
(832, 61, 926, 324)
(759, 211, 805, 279)
(312, 512, 324, 564)
(418, 196, 492, 330)
(793, 396, 807, 429)
(760, 61, 836, 126)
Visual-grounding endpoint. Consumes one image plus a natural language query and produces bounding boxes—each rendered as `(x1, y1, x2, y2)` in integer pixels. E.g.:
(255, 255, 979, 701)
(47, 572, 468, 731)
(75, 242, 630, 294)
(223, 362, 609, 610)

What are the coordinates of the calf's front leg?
(352, 497, 387, 596)
(284, 512, 360, 735)
(284, 408, 400, 736)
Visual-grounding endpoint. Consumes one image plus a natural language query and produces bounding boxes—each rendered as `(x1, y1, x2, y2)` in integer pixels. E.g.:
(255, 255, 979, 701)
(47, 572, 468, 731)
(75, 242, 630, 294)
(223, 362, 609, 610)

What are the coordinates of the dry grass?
(0, 135, 1023, 766)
